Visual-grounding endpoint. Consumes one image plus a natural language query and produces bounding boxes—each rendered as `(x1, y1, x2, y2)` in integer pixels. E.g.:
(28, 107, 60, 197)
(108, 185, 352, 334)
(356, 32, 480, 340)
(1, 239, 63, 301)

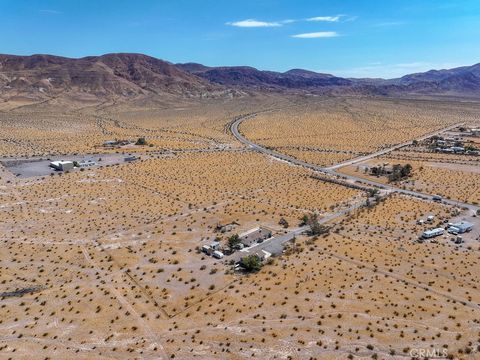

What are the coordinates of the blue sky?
(1, 0, 479, 78)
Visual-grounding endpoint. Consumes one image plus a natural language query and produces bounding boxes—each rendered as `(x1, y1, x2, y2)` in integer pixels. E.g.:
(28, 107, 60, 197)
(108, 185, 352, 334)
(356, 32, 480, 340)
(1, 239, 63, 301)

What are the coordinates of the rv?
(212, 251, 224, 259)
(201, 245, 213, 255)
(422, 228, 445, 239)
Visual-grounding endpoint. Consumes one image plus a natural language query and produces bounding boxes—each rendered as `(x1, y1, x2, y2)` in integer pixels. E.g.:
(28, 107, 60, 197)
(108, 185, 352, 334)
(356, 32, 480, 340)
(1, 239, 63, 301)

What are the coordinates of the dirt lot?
(1, 153, 144, 178)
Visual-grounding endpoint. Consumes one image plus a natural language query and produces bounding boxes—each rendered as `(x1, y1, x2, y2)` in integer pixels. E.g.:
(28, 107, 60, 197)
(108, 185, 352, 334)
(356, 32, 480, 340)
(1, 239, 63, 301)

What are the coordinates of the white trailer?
(422, 228, 445, 239)
(212, 251, 224, 259)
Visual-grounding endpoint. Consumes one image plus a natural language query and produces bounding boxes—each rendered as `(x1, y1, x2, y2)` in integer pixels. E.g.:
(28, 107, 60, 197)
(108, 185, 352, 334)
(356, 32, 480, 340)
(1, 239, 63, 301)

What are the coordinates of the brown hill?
(354, 63, 480, 96)
(1, 53, 479, 102)
(0, 53, 224, 101)
(176, 64, 352, 90)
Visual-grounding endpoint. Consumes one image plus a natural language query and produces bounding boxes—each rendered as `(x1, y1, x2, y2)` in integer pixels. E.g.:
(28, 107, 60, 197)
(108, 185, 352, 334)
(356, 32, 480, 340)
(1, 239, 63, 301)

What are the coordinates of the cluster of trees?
(369, 163, 412, 182)
(240, 255, 262, 272)
(300, 213, 330, 236)
(388, 164, 412, 182)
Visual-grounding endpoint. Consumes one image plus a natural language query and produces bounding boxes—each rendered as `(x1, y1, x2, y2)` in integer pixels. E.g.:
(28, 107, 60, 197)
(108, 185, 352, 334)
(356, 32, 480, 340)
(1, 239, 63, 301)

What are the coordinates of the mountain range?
(1, 53, 479, 101)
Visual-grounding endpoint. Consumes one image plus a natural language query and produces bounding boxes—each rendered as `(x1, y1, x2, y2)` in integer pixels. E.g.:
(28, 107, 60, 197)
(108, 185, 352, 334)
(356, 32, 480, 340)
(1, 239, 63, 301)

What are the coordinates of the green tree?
(240, 255, 262, 272)
(306, 213, 329, 236)
(227, 234, 241, 251)
(400, 163, 412, 178)
(388, 163, 412, 182)
(136, 137, 147, 145)
(299, 214, 309, 226)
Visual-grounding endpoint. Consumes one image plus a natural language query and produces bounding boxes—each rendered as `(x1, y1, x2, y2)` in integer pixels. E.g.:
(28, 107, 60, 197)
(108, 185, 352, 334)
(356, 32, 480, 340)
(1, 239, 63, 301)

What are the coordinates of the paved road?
(231, 115, 339, 173)
(230, 114, 479, 213)
(233, 199, 368, 261)
(325, 122, 464, 170)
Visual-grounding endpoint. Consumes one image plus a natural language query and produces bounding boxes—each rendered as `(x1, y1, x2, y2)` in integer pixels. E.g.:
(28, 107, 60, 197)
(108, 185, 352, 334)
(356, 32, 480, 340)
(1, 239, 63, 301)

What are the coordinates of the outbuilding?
(50, 160, 74, 171)
(450, 221, 474, 234)
(210, 241, 221, 250)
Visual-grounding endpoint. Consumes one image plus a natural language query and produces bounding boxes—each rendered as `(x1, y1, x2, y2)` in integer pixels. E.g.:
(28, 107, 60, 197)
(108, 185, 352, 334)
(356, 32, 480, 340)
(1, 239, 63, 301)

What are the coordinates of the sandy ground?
(1, 96, 480, 359)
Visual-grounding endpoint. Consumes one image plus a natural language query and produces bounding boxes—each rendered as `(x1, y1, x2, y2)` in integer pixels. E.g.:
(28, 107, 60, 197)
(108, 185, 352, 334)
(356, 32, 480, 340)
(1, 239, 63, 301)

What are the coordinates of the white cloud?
(227, 19, 282, 28)
(291, 31, 339, 39)
(307, 16, 341, 22)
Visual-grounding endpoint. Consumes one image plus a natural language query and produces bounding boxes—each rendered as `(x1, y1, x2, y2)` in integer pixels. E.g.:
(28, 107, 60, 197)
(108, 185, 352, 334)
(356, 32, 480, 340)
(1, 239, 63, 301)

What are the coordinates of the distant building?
(50, 160, 74, 171)
(369, 164, 393, 175)
(252, 249, 271, 261)
(240, 250, 271, 264)
(449, 221, 474, 234)
(239, 227, 272, 247)
(215, 222, 237, 233)
(210, 241, 221, 250)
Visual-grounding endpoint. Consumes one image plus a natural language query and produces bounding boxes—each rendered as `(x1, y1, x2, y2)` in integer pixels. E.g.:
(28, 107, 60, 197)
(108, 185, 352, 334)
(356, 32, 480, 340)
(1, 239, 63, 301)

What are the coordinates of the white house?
(50, 161, 74, 171)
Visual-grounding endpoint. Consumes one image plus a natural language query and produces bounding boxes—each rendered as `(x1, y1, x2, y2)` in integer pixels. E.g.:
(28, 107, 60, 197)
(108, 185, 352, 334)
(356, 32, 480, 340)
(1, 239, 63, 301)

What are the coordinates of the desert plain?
(1, 94, 480, 360)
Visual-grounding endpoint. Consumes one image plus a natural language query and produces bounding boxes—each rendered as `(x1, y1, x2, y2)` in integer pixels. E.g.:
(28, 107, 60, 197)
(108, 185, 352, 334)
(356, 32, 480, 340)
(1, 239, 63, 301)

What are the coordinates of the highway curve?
(230, 113, 479, 213)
